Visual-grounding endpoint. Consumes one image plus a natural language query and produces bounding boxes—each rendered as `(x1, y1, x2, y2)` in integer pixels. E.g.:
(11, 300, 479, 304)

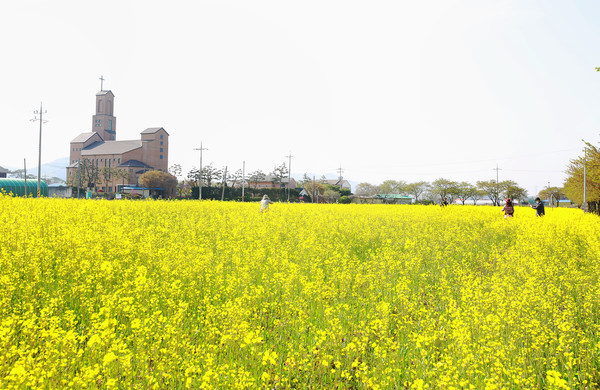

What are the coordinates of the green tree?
(431, 178, 458, 202)
(564, 140, 600, 211)
(139, 170, 178, 198)
(176, 179, 193, 198)
(186, 164, 221, 189)
(470, 189, 486, 205)
(80, 158, 100, 191)
(228, 169, 244, 187)
(303, 181, 326, 201)
(249, 169, 266, 189)
(298, 173, 312, 188)
(338, 195, 351, 204)
(201, 164, 222, 188)
(502, 180, 528, 203)
(169, 164, 183, 179)
(406, 181, 430, 202)
(355, 182, 379, 197)
(324, 184, 350, 196)
(477, 180, 501, 206)
(379, 180, 406, 194)
(115, 168, 130, 191)
(454, 182, 478, 205)
(269, 163, 288, 186)
(539, 186, 565, 207)
(101, 167, 115, 192)
(187, 167, 200, 185)
(323, 189, 341, 203)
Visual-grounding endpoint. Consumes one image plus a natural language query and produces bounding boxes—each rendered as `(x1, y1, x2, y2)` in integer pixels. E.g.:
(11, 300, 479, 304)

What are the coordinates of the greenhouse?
(0, 179, 48, 197)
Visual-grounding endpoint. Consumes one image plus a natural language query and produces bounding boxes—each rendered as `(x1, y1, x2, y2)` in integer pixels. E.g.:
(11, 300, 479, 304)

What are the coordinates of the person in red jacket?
(502, 198, 514, 218)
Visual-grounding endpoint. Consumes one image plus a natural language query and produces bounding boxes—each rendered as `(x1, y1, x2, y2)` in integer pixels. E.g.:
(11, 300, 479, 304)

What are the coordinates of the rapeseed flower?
(1, 195, 599, 388)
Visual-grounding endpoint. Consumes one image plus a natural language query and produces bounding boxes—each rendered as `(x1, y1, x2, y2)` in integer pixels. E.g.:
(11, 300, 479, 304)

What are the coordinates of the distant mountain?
(39, 157, 68, 181)
(2, 157, 68, 181)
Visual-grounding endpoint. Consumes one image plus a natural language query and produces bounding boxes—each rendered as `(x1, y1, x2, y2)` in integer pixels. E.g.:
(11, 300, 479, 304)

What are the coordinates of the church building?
(66, 84, 169, 193)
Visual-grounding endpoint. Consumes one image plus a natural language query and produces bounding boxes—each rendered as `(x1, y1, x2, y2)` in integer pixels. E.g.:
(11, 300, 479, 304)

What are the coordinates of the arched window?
(97, 100, 103, 113)
(107, 100, 112, 115)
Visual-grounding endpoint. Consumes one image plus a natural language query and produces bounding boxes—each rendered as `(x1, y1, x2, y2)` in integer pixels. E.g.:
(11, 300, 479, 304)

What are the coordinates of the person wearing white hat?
(260, 194, 273, 213)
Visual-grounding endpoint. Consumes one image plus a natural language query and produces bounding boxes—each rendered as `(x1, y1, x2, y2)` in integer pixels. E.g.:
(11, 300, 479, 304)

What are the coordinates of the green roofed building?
(351, 193, 415, 204)
(374, 194, 414, 204)
(0, 179, 48, 197)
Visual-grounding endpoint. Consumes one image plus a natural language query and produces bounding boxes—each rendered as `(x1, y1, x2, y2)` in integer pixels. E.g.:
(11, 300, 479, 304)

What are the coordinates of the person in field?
(531, 197, 545, 216)
(440, 198, 449, 207)
(502, 198, 514, 218)
(260, 195, 274, 213)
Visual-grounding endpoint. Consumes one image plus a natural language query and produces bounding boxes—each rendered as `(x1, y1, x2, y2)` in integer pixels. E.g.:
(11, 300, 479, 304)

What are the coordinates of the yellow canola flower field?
(1, 195, 600, 389)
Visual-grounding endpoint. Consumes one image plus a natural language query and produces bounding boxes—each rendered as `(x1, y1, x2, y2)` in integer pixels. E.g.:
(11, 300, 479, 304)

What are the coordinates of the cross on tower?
(337, 165, 344, 182)
(99, 75, 105, 91)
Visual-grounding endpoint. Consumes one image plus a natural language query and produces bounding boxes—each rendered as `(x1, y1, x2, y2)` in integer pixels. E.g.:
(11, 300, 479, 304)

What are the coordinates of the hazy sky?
(2, 0, 599, 195)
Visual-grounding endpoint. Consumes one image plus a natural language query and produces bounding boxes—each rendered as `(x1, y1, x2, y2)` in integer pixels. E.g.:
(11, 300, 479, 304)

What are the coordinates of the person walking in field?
(260, 194, 273, 213)
(440, 198, 449, 207)
(502, 198, 514, 218)
(531, 197, 545, 216)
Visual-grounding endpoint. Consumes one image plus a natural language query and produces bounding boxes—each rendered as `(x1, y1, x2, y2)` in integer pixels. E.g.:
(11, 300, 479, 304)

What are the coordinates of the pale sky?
(2, 0, 599, 196)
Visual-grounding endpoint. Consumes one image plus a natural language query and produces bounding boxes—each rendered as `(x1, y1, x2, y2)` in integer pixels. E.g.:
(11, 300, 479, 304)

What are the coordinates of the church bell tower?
(92, 76, 117, 141)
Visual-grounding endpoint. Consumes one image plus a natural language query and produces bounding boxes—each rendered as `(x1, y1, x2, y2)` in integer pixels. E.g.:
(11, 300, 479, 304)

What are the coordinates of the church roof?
(96, 90, 114, 96)
(71, 132, 98, 143)
(324, 179, 351, 187)
(141, 127, 169, 136)
(118, 159, 152, 168)
(81, 140, 142, 156)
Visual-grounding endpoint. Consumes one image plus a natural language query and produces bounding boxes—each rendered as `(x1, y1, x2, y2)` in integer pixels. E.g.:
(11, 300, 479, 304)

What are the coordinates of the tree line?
(563, 139, 600, 214)
(169, 162, 291, 199)
(354, 178, 529, 206)
(170, 162, 351, 203)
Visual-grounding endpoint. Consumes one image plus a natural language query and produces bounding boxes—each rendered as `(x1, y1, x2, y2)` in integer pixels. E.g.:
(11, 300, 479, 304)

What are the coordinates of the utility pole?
(77, 157, 81, 198)
(285, 152, 294, 202)
(24, 159, 27, 197)
(241, 161, 245, 202)
(30, 103, 48, 197)
(493, 164, 501, 185)
(492, 164, 502, 206)
(221, 166, 227, 201)
(583, 143, 587, 212)
(193, 142, 208, 200)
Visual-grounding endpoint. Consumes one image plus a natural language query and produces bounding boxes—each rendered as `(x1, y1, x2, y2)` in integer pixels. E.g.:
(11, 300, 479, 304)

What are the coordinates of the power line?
(503, 168, 564, 173)
(349, 146, 583, 172)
